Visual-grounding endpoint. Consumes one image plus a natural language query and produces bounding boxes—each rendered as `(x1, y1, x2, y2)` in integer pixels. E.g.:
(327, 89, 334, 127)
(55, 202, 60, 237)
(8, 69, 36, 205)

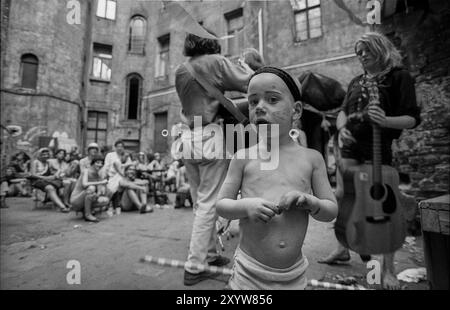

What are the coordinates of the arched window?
(20, 54, 38, 89)
(126, 74, 143, 120)
(129, 16, 146, 54)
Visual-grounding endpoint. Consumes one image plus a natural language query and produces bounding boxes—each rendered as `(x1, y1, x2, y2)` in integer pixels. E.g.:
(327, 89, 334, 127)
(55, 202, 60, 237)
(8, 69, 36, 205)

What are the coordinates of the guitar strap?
(183, 62, 249, 126)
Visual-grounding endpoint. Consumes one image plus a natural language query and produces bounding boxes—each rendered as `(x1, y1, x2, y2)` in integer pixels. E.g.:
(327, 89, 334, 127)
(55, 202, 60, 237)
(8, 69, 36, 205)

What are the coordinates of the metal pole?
(258, 8, 263, 59)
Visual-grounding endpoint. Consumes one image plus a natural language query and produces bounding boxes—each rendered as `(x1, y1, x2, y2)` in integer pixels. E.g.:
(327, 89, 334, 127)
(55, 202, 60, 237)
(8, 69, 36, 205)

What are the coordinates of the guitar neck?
(372, 123, 382, 184)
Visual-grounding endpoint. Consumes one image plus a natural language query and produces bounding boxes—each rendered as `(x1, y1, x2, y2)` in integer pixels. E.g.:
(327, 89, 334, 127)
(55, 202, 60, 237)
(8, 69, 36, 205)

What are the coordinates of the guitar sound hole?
(370, 183, 385, 201)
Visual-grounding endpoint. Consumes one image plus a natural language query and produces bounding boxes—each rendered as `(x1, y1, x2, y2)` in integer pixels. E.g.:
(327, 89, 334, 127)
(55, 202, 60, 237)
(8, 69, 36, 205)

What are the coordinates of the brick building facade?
(1, 0, 449, 200)
(377, 0, 450, 200)
(1, 0, 88, 162)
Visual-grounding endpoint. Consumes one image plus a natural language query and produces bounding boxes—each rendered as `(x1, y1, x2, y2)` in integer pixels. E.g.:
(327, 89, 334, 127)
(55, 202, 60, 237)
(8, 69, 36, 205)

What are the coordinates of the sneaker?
(183, 270, 219, 286)
(208, 256, 230, 267)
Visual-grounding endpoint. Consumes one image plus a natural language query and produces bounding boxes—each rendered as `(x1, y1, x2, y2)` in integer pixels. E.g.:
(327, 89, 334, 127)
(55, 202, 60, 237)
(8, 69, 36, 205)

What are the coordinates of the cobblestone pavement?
(0, 197, 428, 290)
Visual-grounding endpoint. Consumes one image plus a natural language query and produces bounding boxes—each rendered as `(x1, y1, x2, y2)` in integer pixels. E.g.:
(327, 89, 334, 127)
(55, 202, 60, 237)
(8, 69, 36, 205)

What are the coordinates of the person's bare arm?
(30, 160, 38, 176)
(119, 179, 147, 192)
(113, 161, 125, 177)
(279, 150, 337, 222)
(81, 170, 107, 188)
(216, 154, 278, 223)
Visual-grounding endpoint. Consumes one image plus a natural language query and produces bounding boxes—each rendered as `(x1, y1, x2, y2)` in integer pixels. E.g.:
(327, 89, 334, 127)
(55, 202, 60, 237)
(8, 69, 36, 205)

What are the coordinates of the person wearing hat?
(29, 148, 70, 212)
(79, 143, 100, 174)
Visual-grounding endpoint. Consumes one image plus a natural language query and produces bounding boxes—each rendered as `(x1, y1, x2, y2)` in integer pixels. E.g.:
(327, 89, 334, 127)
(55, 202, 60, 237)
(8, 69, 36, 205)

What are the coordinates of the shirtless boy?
(216, 67, 338, 290)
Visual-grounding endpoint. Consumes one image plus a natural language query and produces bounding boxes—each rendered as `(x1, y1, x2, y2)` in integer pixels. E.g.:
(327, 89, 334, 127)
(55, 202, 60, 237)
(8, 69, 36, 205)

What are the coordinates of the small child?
(216, 66, 338, 290)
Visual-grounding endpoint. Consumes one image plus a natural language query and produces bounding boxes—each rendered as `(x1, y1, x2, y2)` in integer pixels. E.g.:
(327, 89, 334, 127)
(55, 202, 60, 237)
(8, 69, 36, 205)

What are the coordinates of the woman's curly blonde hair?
(355, 32, 403, 69)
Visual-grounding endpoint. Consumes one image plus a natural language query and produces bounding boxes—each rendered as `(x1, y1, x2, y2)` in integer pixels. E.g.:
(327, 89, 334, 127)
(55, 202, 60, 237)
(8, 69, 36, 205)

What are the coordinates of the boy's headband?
(250, 66, 302, 102)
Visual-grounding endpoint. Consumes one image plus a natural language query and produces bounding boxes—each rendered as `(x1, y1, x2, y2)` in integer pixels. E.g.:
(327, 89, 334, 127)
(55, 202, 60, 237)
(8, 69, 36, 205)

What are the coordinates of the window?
(154, 112, 168, 153)
(87, 111, 108, 148)
(125, 74, 142, 120)
(225, 8, 244, 57)
(292, 0, 322, 42)
(96, 0, 116, 20)
(155, 34, 170, 79)
(20, 54, 38, 89)
(129, 16, 146, 54)
(92, 43, 112, 81)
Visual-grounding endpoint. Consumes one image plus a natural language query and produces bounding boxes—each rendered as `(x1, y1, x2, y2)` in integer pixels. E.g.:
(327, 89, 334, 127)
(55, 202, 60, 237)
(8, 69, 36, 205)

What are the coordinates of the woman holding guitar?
(318, 32, 421, 290)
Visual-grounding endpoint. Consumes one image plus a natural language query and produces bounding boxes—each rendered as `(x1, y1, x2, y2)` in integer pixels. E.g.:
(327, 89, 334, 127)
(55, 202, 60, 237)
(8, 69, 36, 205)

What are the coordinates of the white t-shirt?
(102, 152, 131, 178)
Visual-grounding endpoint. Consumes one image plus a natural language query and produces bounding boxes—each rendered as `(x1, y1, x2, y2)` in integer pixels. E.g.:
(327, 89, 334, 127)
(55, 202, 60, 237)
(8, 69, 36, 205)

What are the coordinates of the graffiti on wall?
(1, 125, 78, 160)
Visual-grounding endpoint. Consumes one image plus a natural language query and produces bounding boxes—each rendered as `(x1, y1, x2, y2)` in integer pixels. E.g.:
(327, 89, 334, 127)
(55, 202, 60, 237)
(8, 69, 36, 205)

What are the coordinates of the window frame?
(224, 8, 244, 58)
(128, 16, 146, 55)
(293, 0, 323, 42)
(155, 34, 170, 79)
(96, 0, 116, 21)
(86, 110, 108, 148)
(125, 73, 143, 121)
(20, 54, 39, 89)
(91, 43, 113, 82)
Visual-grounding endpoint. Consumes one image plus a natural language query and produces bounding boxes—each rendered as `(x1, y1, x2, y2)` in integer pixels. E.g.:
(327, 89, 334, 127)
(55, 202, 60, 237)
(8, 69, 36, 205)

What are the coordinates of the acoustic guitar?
(334, 82, 406, 254)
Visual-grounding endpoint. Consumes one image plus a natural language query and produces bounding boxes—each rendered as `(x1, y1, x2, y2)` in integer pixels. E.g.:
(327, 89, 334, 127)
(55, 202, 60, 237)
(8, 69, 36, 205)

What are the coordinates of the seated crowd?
(0, 140, 192, 222)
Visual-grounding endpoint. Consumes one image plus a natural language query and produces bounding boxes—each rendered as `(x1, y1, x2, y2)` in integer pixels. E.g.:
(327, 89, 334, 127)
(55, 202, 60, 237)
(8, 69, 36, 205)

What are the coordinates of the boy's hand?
(338, 128, 356, 148)
(245, 198, 279, 223)
(279, 191, 319, 214)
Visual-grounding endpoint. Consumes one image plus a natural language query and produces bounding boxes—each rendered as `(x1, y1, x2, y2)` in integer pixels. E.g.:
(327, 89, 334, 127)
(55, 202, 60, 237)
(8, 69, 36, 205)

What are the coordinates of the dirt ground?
(0, 196, 428, 290)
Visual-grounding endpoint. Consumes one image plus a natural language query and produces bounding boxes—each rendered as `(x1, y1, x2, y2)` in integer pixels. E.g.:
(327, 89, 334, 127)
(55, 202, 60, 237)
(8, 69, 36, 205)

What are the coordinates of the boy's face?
(125, 167, 136, 180)
(93, 160, 104, 170)
(248, 73, 296, 136)
(56, 151, 65, 160)
(40, 151, 50, 161)
(88, 148, 98, 157)
(115, 143, 125, 155)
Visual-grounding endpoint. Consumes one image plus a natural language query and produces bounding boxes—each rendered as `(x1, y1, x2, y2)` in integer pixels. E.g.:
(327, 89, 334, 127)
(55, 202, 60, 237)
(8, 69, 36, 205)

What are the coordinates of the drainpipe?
(79, 0, 93, 152)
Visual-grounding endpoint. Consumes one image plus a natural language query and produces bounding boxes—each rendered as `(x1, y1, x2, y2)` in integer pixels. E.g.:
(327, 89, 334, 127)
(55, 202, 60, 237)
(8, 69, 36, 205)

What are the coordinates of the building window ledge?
(127, 51, 146, 56)
(12, 87, 37, 94)
(89, 77, 111, 84)
(294, 35, 323, 46)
